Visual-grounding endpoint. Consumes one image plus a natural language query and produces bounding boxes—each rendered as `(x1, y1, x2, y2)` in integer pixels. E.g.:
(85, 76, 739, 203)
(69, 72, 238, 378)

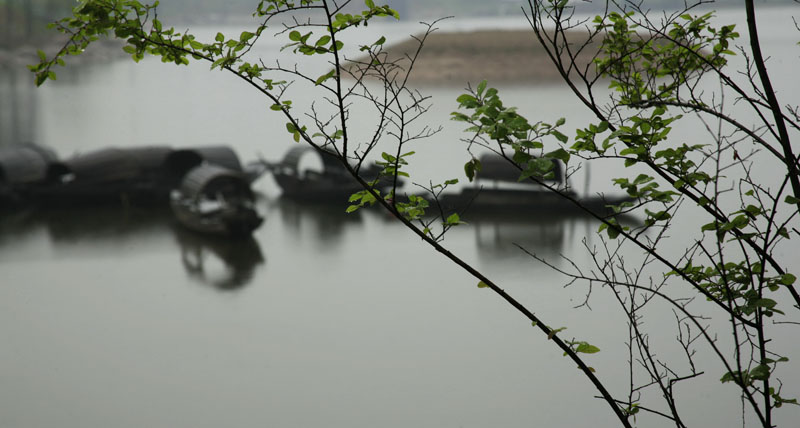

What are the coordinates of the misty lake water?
(2, 8, 799, 428)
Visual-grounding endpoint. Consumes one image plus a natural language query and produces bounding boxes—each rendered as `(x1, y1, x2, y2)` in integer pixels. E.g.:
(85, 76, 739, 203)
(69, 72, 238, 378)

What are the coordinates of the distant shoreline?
(344, 29, 596, 87)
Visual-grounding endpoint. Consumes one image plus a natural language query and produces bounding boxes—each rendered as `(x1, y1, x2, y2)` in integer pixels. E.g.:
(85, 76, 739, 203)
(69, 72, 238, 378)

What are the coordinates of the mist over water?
(1, 5, 799, 428)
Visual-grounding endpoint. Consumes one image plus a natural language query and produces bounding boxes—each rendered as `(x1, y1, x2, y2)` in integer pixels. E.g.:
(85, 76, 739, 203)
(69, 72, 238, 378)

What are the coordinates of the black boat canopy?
(277, 146, 346, 176)
(178, 164, 253, 202)
(0, 144, 58, 185)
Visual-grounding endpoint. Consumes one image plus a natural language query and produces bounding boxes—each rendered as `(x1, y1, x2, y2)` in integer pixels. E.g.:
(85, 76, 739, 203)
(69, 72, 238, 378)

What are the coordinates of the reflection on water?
(0, 190, 600, 279)
(0, 204, 265, 290)
(175, 228, 264, 291)
(43, 205, 169, 244)
(473, 212, 573, 260)
(267, 196, 366, 249)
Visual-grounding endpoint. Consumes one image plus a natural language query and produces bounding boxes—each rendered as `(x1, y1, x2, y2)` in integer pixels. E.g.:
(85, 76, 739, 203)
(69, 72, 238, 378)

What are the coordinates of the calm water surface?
(2, 9, 799, 428)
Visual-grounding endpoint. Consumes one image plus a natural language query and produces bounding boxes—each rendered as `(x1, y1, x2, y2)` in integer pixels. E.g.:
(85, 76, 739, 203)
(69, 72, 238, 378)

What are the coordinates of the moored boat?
(271, 146, 396, 203)
(170, 164, 263, 237)
(32, 145, 259, 206)
(438, 154, 633, 218)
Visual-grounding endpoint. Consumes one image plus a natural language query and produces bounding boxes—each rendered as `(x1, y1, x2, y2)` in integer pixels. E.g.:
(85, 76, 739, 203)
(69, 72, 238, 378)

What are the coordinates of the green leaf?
(575, 343, 601, 354)
(456, 94, 478, 107)
(445, 213, 461, 225)
(315, 69, 336, 85)
(239, 31, 255, 42)
(289, 30, 301, 41)
(701, 221, 719, 232)
(606, 224, 620, 239)
(476, 79, 487, 96)
(753, 298, 777, 309)
(464, 158, 482, 182)
(316, 35, 331, 47)
(35, 72, 48, 86)
(780, 273, 797, 286)
(477, 281, 489, 289)
(731, 214, 749, 229)
(550, 130, 569, 144)
(547, 327, 566, 340)
(720, 371, 738, 383)
(547, 148, 571, 164)
(215, 32, 225, 42)
(750, 364, 771, 381)
(345, 205, 360, 213)
(785, 195, 800, 205)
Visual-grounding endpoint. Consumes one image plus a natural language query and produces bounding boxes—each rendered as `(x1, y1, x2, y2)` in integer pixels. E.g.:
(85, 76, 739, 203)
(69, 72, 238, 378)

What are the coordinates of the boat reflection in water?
(265, 195, 366, 250)
(173, 226, 265, 291)
(0, 205, 265, 290)
(467, 210, 594, 265)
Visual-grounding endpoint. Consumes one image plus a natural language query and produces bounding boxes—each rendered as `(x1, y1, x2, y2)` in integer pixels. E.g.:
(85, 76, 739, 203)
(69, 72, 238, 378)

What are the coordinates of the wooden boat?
(271, 146, 396, 203)
(170, 164, 263, 237)
(34, 145, 259, 206)
(43, 146, 173, 204)
(438, 154, 633, 218)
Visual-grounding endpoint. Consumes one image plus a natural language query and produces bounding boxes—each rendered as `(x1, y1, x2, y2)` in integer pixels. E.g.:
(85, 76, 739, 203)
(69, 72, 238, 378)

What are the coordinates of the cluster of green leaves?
(672, 261, 796, 317)
(30, 0, 159, 85)
(697, 188, 793, 244)
(331, 1, 400, 30)
(30, 0, 242, 84)
(346, 187, 380, 213)
(452, 80, 690, 238)
(346, 149, 463, 239)
(283, 30, 342, 56)
(256, 0, 319, 15)
(594, 11, 739, 105)
(452, 80, 571, 184)
(571, 104, 710, 234)
(285, 122, 308, 143)
(259, 0, 398, 29)
(719, 355, 792, 396)
(375, 150, 414, 179)
(31, 0, 397, 91)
